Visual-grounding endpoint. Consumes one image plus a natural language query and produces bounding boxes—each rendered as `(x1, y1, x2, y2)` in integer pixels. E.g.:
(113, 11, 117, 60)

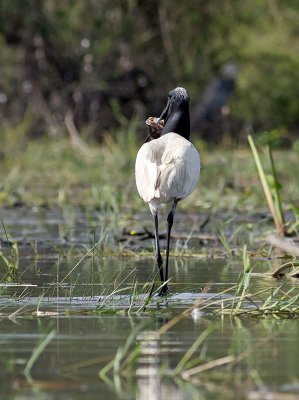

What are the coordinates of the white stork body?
(135, 87, 200, 296)
(135, 132, 200, 212)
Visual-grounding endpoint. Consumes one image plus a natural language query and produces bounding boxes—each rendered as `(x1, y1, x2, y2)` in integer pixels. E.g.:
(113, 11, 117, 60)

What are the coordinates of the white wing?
(135, 144, 160, 202)
(158, 136, 200, 202)
(135, 133, 200, 204)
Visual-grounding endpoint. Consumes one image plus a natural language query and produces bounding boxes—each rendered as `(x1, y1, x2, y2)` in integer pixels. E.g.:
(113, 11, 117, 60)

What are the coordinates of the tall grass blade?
(248, 135, 284, 236)
(61, 237, 104, 283)
(268, 145, 285, 227)
(0, 219, 18, 276)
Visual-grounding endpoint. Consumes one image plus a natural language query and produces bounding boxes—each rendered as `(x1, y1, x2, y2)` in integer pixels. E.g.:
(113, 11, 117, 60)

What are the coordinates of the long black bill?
(158, 99, 170, 122)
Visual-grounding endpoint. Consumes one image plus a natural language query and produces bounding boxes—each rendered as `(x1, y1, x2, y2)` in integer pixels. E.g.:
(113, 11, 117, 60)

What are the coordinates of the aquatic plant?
(217, 255, 299, 317)
(248, 134, 299, 237)
(0, 220, 18, 279)
(99, 324, 143, 383)
(98, 298, 285, 390)
(60, 237, 104, 283)
(232, 245, 253, 313)
(24, 329, 56, 384)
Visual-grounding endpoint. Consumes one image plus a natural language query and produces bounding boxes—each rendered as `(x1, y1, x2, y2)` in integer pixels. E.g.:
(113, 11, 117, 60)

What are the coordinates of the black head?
(159, 87, 190, 140)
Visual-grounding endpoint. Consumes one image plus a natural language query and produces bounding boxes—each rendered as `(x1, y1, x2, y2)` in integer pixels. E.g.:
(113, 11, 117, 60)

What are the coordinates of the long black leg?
(159, 200, 178, 296)
(154, 212, 164, 283)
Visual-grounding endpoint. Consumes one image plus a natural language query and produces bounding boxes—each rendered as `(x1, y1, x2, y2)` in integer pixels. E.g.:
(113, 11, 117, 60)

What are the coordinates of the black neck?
(161, 110, 190, 140)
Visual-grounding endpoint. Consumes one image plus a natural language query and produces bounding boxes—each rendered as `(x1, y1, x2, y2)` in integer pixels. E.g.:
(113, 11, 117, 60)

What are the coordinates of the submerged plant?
(24, 329, 56, 384)
(99, 324, 143, 383)
(98, 304, 283, 394)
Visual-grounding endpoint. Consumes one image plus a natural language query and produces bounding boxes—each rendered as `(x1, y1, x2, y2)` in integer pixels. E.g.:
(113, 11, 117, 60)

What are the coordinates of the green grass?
(1, 127, 298, 216)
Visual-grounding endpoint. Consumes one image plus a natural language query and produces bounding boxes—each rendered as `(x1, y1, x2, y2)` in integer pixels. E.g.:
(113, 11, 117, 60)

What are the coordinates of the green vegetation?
(0, 3, 298, 399)
(1, 129, 298, 215)
(248, 135, 299, 237)
(98, 277, 298, 392)
(1, 1, 299, 140)
(0, 220, 18, 279)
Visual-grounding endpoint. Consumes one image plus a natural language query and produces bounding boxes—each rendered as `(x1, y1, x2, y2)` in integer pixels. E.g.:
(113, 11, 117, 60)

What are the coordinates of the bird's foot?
(158, 283, 168, 297)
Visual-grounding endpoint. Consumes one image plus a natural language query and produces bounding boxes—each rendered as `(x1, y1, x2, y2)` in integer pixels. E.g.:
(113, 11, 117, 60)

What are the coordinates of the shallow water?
(0, 207, 298, 399)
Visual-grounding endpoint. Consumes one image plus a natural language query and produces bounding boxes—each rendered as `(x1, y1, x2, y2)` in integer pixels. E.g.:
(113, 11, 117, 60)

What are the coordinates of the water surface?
(0, 207, 298, 399)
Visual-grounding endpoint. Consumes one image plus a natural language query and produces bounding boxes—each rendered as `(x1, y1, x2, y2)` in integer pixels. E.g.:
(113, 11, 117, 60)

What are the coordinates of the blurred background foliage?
(1, 0, 299, 144)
